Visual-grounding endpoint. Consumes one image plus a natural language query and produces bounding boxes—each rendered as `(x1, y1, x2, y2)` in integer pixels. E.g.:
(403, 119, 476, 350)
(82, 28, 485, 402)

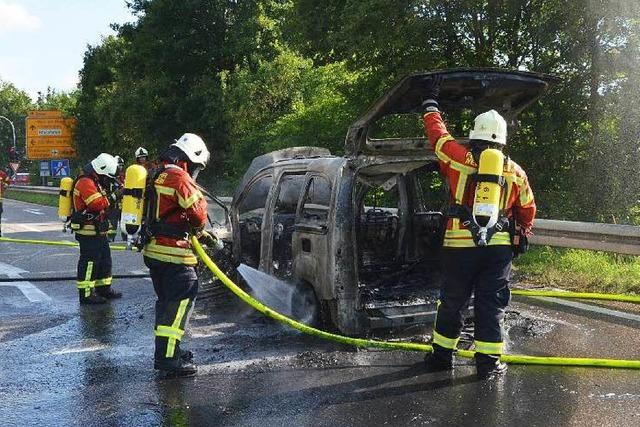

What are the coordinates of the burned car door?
(291, 174, 333, 299)
(233, 174, 274, 268)
(345, 68, 559, 155)
(263, 172, 307, 278)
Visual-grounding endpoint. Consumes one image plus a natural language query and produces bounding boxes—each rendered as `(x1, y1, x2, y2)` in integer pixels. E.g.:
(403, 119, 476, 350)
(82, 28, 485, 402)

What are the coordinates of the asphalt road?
(1, 198, 640, 427)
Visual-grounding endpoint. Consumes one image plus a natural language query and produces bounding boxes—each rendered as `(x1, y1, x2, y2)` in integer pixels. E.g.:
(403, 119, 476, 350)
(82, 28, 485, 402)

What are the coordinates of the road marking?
(532, 296, 640, 323)
(0, 261, 52, 303)
(24, 208, 44, 216)
(51, 342, 109, 355)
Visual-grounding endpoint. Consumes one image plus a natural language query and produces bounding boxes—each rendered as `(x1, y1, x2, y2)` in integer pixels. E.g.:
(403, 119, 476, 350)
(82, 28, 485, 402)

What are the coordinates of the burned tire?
(290, 281, 320, 326)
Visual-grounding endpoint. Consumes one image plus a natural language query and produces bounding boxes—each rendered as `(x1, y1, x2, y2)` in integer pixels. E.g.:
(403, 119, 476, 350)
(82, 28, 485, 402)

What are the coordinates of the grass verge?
(514, 246, 640, 294)
(4, 188, 58, 207)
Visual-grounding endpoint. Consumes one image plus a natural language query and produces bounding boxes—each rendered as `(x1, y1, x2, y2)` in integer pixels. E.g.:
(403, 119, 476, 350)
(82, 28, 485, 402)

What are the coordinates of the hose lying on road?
(511, 289, 640, 303)
(2, 236, 640, 369)
(192, 237, 640, 370)
(0, 236, 128, 251)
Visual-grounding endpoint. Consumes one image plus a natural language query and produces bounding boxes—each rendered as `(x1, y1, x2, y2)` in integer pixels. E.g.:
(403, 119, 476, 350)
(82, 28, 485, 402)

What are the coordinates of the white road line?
(23, 208, 44, 216)
(531, 296, 640, 323)
(0, 261, 52, 303)
(0, 282, 52, 303)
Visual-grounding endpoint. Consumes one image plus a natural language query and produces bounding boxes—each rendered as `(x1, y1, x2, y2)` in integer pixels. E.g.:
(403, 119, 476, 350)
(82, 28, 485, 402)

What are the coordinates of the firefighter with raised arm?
(72, 153, 122, 304)
(421, 76, 536, 379)
(142, 133, 220, 377)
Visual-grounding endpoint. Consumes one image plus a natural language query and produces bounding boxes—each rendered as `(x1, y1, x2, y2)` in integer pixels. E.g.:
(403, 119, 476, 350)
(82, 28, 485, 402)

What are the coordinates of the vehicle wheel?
(290, 281, 320, 326)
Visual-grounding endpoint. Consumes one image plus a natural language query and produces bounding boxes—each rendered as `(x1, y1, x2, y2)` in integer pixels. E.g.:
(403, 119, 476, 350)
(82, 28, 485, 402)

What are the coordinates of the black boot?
(155, 358, 198, 378)
(424, 344, 454, 372)
(178, 348, 194, 362)
(79, 289, 107, 305)
(96, 286, 122, 299)
(476, 353, 508, 379)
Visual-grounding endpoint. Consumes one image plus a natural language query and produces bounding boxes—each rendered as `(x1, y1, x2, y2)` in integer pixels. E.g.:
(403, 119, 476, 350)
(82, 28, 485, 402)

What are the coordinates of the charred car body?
(228, 69, 557, 335)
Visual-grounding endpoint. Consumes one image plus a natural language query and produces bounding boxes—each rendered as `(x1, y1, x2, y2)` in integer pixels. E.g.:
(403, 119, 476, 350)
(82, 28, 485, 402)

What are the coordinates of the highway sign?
(25, 111, 77, 160)
(27, 110, 63, 119)
(50, 159, 70, 177)
(39, 161, 51, 177)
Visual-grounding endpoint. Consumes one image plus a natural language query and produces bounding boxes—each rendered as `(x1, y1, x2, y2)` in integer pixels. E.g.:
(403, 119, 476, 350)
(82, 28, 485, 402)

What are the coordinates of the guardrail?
(8, 186, 640, 255)
(531, 219, 640, 256)
(8, 185, 59, 195)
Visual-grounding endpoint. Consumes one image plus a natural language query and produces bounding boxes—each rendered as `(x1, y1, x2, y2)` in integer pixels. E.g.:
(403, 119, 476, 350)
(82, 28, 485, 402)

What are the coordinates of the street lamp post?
(0, 115, 17, 151)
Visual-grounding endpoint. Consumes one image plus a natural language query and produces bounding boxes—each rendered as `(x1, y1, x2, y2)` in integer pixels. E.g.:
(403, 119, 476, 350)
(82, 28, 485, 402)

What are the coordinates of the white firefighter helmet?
(135, 147, 149, 159)
(172, 133, 210, 169)
(469, 110, 507, 145)
(90, 153, 118, 178)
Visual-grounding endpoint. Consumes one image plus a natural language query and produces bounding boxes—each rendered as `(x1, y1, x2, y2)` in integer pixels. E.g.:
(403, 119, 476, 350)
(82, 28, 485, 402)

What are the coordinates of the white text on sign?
(38, 129, 62, 136)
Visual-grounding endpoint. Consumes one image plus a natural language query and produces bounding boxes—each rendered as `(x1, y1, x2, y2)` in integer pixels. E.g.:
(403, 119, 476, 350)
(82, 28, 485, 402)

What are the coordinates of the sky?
(0, 0, 135, 100)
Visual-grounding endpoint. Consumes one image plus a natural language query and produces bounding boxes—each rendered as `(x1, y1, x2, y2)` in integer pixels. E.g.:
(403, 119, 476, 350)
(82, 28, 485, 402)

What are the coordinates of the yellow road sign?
(27, 110, 63, 119)
(25, 111, 77, 160)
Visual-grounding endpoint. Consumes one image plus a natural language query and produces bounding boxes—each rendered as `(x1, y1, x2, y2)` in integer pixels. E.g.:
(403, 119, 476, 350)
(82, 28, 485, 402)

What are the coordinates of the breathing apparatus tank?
(472, 148, 505, 246)
(120, 164, 148, 247)
(58, 177, 74, 225)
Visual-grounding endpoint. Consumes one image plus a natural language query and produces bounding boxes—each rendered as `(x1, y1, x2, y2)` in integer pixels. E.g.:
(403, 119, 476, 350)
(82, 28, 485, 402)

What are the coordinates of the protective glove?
(198, 230, 224, 251)
(421, 75, 443, 113)
(511, 223, 530, 257)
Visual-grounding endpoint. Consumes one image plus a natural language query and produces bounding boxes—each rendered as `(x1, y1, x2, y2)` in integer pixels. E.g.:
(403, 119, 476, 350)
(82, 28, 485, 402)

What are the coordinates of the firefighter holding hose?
(141, 133, 220, 378)
(420, 76, 536, 379)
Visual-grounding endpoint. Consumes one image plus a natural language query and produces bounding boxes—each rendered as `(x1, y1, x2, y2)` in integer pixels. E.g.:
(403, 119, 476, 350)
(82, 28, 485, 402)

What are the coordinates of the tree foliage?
(62, 0, 640, 222)
(0, 80, 32, 166)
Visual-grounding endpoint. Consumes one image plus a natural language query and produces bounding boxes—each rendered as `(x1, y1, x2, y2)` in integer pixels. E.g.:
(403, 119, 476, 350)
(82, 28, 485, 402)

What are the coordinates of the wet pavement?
(1, 198, 640, 426)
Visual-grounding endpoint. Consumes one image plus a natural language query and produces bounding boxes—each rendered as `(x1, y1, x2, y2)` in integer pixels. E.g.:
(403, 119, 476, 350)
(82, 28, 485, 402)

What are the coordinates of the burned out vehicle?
(228, 69, 557, 335)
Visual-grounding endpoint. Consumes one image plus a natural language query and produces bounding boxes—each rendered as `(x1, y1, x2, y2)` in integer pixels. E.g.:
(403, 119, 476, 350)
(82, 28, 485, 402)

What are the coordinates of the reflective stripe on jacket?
(72, 175, 111, 236)
(423, 111, 536, 248)
(142, 164, 207, 265)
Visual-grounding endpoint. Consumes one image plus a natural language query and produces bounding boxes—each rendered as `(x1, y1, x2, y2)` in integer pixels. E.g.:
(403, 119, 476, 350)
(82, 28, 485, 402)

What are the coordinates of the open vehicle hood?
(345, 68, 560, 156)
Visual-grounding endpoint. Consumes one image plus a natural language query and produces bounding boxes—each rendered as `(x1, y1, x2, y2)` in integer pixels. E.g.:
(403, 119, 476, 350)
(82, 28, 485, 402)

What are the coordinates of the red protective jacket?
(142, 163, 207, 265)
(72, 175, 112, 236)
(423, 111, 536, 248)
(0, 170, 9, 200)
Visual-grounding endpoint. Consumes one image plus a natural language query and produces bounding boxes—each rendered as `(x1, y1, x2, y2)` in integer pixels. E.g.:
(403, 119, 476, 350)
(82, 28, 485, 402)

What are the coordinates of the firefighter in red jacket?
(0, 168, 9, 237)
(143, 133, 219, 377)
(72, 153, 122, 304)
(421, 76, 536, 378)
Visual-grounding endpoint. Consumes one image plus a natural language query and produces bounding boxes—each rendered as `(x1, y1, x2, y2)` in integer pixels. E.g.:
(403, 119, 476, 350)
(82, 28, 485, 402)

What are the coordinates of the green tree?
(0, 80, 33, 165)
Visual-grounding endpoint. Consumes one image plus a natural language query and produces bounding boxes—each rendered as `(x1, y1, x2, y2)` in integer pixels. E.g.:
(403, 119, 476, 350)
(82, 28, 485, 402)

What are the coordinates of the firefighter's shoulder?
(75, 176, 97, 190)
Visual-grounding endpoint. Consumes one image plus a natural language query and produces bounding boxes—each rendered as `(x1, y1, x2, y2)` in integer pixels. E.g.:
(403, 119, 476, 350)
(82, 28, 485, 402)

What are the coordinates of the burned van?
(229, 68, 558, 335)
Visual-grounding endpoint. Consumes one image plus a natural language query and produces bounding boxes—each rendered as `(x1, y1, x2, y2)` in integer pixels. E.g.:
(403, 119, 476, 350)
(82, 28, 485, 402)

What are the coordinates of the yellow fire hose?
(2, 235, 640, 368)
(511, 289, 640, 303)
(191, 237, 640, 370)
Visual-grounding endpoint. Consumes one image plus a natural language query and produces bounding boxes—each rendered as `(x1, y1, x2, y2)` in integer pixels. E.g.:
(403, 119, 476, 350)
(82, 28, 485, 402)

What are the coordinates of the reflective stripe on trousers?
(155, 298, 190, 358)
(77, 261, 94, 297)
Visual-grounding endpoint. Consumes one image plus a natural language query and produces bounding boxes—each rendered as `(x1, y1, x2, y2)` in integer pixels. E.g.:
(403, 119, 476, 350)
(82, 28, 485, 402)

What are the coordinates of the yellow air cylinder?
(120, 164, 148, 236)
(472, 148, 504, 231)
(58, 177, 74, 221)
